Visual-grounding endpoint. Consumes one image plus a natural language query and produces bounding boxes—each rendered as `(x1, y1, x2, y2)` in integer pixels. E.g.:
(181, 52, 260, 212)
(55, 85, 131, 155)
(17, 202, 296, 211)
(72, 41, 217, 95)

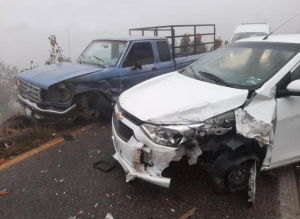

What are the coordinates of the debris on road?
(94, 203, 98, 208)
(179, 207, 197, 219)
(68, 216, 76, 219)
(77, 210, 83, 215)
(62, 133, 74, 141)
(171, 209, 175, 212)
(0, 158, 5, 163)
(126, 195, 131, 199)
(0, 189, 9, 196)
(112, 193, 115, 197)
(93, 160, 116, 172)
(105, 213, 114, 219)
(60, 179, 64, 183)
(106, 193, 109, 197)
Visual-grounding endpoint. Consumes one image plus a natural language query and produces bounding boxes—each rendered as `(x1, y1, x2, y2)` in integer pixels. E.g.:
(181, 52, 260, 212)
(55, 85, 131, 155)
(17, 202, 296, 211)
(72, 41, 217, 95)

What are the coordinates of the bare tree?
(0, 62, 20, 121)
(45, 35, 71, 65)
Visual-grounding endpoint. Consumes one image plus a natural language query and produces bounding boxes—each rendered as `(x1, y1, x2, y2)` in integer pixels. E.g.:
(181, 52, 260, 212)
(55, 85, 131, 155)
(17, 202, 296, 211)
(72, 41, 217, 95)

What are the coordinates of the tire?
(210, 147, 259, 193)
(88, 92, 114, 120)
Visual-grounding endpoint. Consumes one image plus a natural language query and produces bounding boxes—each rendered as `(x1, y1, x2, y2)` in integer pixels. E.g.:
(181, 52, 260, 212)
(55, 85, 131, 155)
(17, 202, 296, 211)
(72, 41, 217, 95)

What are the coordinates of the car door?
(119, 41, 159, 93)
(270, 63, 300, 168)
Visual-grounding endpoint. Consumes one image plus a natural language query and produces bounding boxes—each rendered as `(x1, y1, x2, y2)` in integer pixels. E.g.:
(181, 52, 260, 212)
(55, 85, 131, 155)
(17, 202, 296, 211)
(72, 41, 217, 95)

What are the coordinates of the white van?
(230, 23, 271, 43)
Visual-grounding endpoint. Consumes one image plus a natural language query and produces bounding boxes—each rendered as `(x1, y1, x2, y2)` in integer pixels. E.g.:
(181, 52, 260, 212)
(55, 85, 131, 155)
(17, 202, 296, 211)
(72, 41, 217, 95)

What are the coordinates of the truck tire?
(210, 147, 259, 193)
(88, 92, 114, 120)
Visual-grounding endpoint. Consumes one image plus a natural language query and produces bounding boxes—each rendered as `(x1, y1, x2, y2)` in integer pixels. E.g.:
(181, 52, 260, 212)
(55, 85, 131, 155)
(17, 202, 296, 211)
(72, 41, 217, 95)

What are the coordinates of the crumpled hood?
(119, 72, 249, 124)
(16, 62, 103, 89)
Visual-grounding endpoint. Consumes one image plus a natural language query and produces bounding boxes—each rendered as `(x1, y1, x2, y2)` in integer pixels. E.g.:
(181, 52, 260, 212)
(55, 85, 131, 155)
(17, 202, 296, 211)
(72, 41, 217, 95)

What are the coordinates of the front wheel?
(210, 148, 259, 194)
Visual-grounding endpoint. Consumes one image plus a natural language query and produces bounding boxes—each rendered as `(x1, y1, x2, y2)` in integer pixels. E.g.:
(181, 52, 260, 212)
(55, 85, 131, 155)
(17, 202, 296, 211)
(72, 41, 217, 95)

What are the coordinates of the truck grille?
(113, 112, 134, 142)
(19, 80, 42, 103)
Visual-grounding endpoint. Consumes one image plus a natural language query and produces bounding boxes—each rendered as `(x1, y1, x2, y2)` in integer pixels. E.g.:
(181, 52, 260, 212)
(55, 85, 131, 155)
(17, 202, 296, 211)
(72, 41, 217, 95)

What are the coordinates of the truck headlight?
(140, 123, 200, 147)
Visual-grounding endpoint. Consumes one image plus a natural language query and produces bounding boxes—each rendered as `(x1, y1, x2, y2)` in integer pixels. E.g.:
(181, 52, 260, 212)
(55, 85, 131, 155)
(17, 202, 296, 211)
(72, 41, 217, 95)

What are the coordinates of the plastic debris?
(62, 133, 74, 141)
(106, 193, 109, 197)
(171, 209, 175, 212)
(77, 211, 83, 215)
(97, 150, 101, 154)
(59, 150, 61, 152)
(67, 216, 76, 219)
(102, 127, 105, 129)
(0, 189, 9, 196)
(105, 213, 114, 219)
(56, 193, 58, 196)
(179, 207, 197, 219)
(126, 195, 131, 199)
(52, 133, 56, 136)
(63, 192, 66, 195)
(93, 160, 116, 173)
(94, 203, 98, 208)
(112, 193, 115, 197)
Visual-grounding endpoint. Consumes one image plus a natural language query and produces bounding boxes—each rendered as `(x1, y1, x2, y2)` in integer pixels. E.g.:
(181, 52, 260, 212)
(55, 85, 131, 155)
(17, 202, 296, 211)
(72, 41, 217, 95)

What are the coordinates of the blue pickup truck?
(15, 33, 209, 123)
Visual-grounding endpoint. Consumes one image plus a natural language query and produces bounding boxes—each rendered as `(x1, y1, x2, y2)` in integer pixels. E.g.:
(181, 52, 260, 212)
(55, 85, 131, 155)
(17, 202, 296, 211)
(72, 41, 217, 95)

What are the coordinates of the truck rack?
(129, 24, 216, 58)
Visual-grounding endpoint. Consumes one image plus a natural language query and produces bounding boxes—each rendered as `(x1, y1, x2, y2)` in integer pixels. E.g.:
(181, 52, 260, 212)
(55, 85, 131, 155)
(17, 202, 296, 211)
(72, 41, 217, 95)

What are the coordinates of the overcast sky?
(0, 0, 299, 70)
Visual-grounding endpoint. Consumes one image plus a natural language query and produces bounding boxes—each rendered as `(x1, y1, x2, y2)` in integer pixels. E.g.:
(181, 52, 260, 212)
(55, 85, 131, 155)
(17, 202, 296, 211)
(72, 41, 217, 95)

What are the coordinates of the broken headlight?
(140, 123, 199, 147)
(47, 83, 73, 103)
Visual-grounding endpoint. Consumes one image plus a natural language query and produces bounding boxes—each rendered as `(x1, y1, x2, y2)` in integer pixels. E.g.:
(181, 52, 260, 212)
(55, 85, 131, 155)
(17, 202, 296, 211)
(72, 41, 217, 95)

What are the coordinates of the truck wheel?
(210, 148, 259, 193)
(88, 92, 114, 120)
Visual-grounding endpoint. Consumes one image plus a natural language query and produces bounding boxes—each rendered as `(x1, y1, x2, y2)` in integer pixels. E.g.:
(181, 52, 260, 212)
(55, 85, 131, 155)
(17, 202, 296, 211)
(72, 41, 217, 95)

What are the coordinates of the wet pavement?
(0, 121, 282, 219)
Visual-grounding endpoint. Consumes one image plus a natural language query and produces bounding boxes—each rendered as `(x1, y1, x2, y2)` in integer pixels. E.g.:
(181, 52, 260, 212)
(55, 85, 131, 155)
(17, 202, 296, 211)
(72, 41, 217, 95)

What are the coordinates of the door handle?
(152, 67, 157, 70)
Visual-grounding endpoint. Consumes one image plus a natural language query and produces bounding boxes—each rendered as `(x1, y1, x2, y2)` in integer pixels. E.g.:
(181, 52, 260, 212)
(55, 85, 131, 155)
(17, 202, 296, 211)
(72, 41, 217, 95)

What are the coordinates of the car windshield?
(78, 40, 128, 66)
(181, 41, 300, 90)
(232, 32, 267, 42)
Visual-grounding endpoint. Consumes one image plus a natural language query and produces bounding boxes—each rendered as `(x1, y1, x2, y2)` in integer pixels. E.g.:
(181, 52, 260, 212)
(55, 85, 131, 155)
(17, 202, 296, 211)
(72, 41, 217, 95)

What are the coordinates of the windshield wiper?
(199, 71, 231, 87)
(93, 55, 106, 66)
(187, 66, 203, 81)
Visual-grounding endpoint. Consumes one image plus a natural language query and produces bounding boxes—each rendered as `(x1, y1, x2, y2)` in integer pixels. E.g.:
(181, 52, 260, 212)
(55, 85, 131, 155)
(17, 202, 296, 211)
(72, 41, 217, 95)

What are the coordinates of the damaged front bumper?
(111, 110, 182, 188)
(112, 135, 172, 188)
(18, 94, 77, 123)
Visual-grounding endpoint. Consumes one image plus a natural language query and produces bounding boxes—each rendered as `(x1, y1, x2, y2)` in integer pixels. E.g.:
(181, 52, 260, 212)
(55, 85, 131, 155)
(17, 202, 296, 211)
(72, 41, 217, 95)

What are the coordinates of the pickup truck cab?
(15, 36, 205, 123)
(112, 34, 300, 203)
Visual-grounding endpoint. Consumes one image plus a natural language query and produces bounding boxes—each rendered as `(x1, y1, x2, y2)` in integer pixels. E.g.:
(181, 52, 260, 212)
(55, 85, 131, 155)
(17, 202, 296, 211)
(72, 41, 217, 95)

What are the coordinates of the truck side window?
(156, 41, 171, 62)
(123, 42, 154, 67)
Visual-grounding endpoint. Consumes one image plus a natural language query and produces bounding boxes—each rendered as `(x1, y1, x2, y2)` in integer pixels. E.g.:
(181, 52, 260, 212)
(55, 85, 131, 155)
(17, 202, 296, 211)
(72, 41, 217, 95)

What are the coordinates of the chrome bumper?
(18, 94, 76, 116)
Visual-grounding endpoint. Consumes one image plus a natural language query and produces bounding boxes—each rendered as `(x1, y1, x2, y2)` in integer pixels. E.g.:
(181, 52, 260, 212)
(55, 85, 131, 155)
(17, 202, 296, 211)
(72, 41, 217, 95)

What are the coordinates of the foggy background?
(0, 0, 300, 70)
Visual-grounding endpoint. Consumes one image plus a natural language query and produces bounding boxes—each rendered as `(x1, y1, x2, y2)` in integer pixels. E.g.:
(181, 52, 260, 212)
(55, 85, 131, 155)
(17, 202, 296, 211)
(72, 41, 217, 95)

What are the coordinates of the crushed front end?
(112, 102, 203, 188)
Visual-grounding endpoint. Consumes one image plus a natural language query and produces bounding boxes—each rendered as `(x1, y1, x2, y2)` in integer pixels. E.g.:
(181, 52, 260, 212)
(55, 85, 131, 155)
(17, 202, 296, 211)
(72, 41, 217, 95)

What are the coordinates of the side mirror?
(277, 79, 300, 98)
(132, 62, 142, 70)
(287, 79, 300, 92)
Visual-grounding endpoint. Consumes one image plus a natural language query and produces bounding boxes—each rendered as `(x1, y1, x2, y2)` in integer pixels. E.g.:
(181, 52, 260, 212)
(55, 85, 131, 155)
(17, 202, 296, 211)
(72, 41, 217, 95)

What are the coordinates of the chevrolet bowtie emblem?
(116, 113, 122, 121)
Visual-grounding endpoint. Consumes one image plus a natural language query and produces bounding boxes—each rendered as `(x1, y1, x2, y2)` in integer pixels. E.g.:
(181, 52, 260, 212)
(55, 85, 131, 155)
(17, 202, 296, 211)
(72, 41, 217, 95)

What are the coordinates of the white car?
(230, 23, 271, 43)
(112, 34, 300, 202)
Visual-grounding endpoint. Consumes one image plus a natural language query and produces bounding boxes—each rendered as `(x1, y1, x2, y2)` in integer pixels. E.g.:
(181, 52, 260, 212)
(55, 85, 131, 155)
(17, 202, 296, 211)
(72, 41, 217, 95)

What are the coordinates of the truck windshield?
(182, 41, 300, 90)
(232, 32, 267, 42)
(78, 41, 128, 66)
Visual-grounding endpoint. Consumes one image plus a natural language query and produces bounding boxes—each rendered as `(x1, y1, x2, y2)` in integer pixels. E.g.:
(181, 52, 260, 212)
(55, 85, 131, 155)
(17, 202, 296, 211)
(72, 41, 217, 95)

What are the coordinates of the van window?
(156, 41, 171, 62)
(123, 42, 154, 67)
(232, 32, 267, 42)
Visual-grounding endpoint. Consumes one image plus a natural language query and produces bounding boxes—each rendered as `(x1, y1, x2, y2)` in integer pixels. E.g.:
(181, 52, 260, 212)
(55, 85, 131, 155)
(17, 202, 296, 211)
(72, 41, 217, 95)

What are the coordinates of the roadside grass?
(0, 126, 57, 160)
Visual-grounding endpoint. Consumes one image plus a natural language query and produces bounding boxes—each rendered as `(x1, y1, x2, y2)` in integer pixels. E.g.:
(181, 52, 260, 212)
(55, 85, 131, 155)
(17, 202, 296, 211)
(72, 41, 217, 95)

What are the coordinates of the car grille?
(113, 112, 134, 142)
(19, 80, 42, 103)
(117, 101, 142, 125)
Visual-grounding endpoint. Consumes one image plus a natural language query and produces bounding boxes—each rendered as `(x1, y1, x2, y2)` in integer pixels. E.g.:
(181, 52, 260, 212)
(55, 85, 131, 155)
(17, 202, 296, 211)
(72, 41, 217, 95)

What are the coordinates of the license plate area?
(25, 107, 32, 117)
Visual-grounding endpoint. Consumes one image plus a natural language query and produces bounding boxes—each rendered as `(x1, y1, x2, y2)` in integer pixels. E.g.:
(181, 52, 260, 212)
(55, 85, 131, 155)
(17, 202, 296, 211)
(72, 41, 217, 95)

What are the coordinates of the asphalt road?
(0, 121, 282, 219)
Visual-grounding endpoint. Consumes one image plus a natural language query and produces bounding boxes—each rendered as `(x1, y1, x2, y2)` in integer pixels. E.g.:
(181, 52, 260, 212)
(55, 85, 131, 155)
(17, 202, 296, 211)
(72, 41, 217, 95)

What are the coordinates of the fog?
(0, 0, 299, 70)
